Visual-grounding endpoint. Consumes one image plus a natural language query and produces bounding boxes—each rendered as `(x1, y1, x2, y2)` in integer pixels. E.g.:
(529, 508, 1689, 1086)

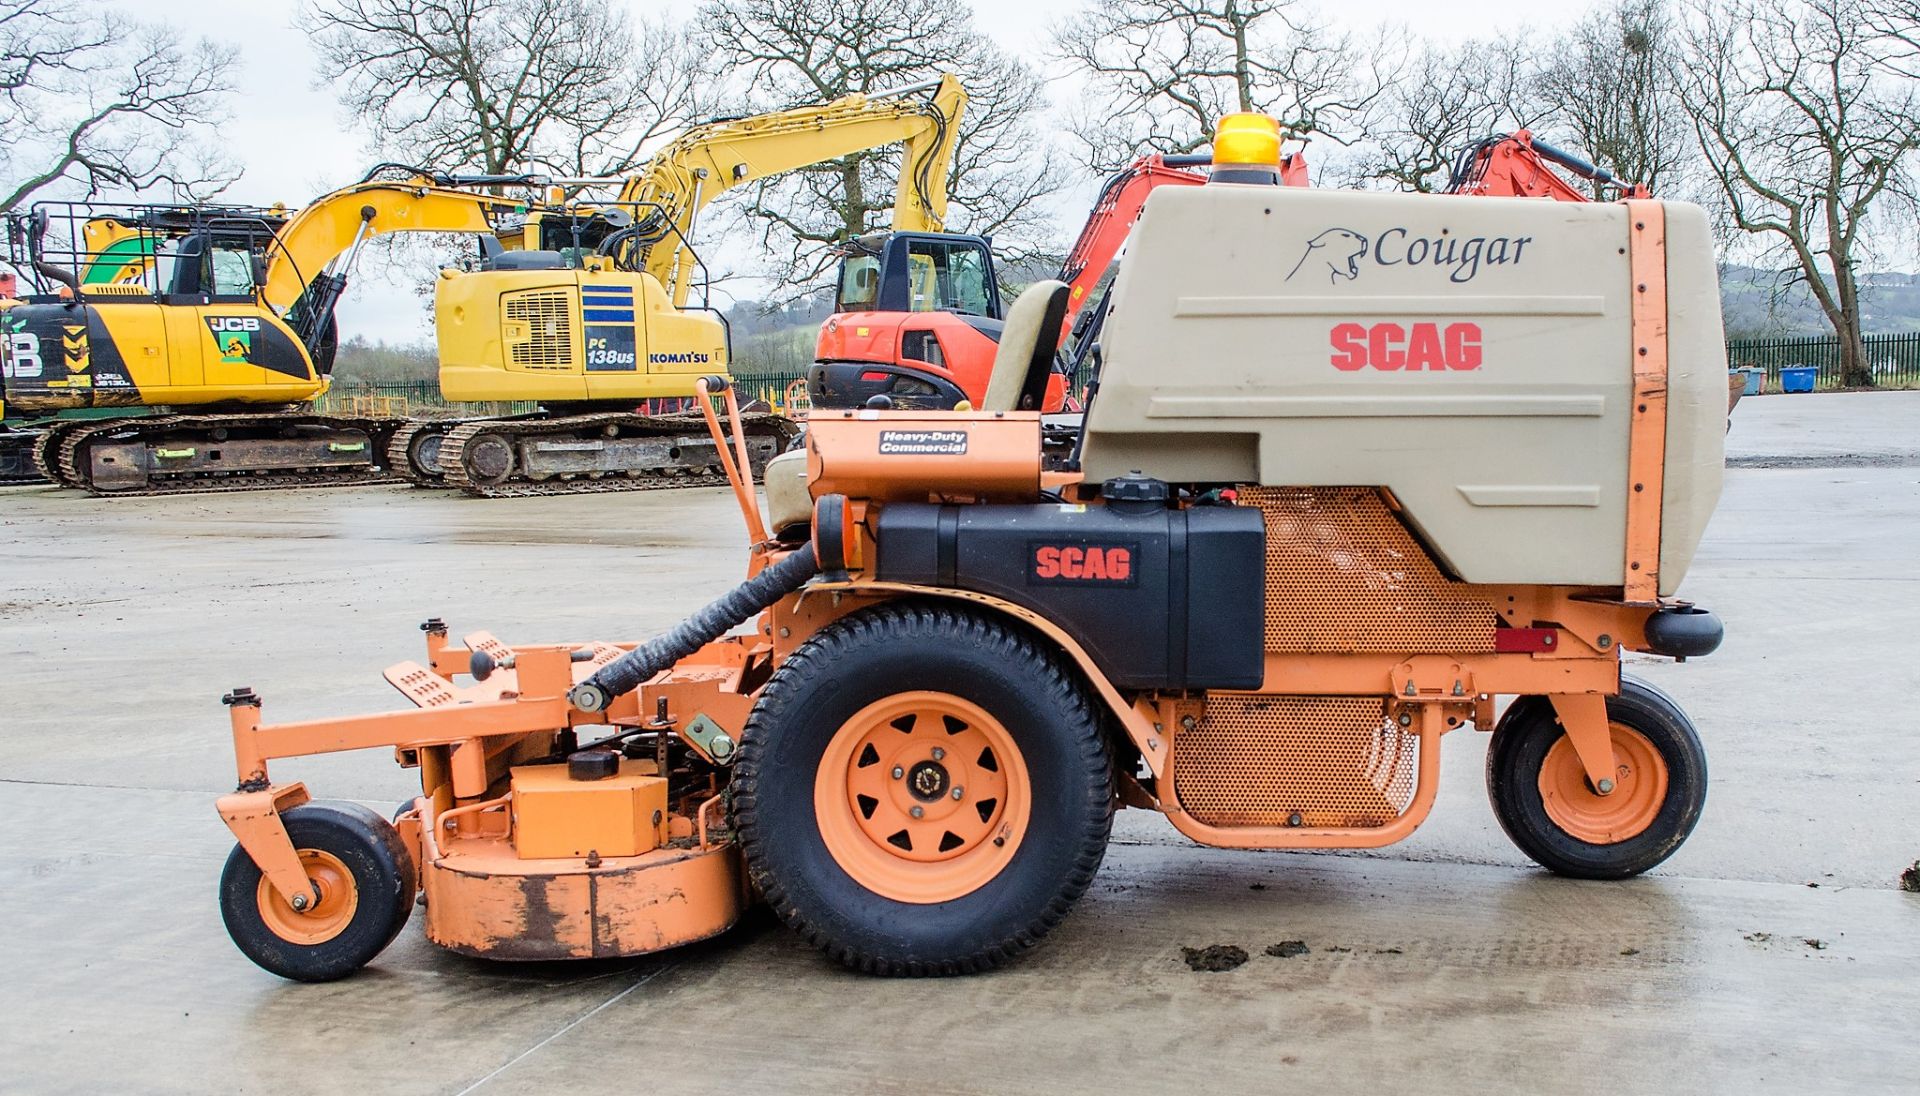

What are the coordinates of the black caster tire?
(735, 603, 1113, 975)
(219, 800, 417, 981)
(1487, 676, 1708, 879)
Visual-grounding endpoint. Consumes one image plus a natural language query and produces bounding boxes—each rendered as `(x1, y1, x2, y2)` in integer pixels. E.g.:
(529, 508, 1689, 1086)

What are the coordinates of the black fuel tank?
(873, 499, 1266, 690)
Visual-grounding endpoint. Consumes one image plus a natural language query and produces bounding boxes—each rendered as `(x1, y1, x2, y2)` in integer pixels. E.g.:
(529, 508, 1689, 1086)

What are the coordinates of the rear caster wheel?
(735, 603, 1112, 974)
(1487, 677, 1707, 879)
(219, 801, 416, 981)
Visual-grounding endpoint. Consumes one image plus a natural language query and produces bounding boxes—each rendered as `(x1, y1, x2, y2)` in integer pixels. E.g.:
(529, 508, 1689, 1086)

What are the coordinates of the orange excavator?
(807, 152, 1291, 411)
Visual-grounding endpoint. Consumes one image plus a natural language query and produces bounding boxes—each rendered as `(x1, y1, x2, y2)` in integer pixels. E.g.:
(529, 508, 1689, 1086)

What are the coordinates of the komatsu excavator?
(399, 75, 968, 495)
(1, 76, 969, 496)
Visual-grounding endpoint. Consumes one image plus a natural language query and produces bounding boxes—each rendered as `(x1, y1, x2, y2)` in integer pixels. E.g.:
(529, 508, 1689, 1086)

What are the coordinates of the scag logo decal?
(1031, 542, 1136, 585)
(1330, 322, 1482, 372)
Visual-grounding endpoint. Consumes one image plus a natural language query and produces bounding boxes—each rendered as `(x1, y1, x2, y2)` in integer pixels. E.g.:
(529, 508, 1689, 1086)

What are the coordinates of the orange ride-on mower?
(213, 114, 1727, 981)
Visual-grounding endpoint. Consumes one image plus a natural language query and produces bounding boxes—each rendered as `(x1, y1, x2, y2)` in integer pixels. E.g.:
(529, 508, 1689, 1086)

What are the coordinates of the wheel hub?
(907, 760, 949, 801)
(1539, 723, 1667, 844)
(254, 848, 358, 945)
(813, 691, 1032, 904)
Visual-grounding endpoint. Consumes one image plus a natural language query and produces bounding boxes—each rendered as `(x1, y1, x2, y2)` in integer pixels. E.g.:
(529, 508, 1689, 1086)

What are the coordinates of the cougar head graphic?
(1287, 228, 1369, 284)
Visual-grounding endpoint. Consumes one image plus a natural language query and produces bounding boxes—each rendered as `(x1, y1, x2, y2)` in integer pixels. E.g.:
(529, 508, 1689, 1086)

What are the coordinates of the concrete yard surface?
(2, 390, 1918, 1094)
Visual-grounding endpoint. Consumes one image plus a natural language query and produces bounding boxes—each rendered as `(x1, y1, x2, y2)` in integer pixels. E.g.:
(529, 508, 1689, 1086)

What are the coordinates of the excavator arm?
(260, 179, 533, 315)
(615, 75, 967, 307)
(1446, 130, 1651, 201)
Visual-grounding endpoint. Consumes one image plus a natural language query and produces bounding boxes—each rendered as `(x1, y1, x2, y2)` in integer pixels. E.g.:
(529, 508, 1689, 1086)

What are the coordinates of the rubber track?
(50, 412, 405, 497)
(437, 411, 796, 498)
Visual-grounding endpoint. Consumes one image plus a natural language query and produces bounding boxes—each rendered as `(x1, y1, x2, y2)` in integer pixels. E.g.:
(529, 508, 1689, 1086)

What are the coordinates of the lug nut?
(931, 747, 945, 761)
(951, 787, 964, 800)
(910, 806, 924, 819)
(892, 765, 904, 780)
(1596, 778, 1616, 794)
(290, 893, 310, 912)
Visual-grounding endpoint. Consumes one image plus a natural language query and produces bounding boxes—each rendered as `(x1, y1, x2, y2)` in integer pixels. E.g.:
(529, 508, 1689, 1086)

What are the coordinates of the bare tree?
(1862, 0, 1920, 75)
(1, 0, 235, 211)
(695, 0, 1067, 295)
(1534, 0, 1689, 196)
(1350, 34, 1544, 192)
(1051, 0, 1394, 173)
(1680, 0, 1920, 385)
(300, 0, 708, 177)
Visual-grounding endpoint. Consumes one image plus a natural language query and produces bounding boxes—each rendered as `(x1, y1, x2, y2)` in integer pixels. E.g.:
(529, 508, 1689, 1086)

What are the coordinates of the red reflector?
(1495, 627, 1558, 653)
(860, 371, 889, 381)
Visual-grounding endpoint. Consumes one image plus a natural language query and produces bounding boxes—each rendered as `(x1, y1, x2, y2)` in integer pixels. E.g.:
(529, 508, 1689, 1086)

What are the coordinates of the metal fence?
(313, 373, 814, 418)
(1725, 332, 1920, 392)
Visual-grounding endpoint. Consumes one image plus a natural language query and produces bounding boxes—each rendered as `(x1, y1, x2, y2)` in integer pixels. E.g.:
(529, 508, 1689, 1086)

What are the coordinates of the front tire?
(1487, 677, 1707, 879)
(734, 603, 1113, 975)
(219, 801, 416, 982)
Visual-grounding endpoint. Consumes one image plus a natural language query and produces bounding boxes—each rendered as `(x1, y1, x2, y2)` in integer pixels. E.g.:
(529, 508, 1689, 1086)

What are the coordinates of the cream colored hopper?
(1080, 185, 1725, 594)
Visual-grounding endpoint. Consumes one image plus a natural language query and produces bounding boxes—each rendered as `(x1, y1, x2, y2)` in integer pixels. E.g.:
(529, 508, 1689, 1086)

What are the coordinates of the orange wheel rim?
(255, 849, 358, 945)
(1538, 724, 1667, 844)
(814, 691, 1031, 904)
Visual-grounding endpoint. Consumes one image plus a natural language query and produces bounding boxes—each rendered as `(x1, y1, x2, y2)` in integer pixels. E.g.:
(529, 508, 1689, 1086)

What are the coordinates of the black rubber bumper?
(1643, 606, 1724, 658)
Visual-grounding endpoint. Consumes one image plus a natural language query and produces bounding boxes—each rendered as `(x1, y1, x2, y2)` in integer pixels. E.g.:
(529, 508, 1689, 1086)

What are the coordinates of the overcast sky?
(97, 0, 1590, 342)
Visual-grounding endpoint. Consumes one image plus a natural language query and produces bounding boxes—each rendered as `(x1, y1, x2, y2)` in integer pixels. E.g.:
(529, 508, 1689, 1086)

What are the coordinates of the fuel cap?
(1101, 471, 1169, 512)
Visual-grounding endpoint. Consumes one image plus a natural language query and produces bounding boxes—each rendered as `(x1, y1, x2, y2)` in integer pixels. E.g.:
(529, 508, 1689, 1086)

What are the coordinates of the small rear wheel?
(219, 801, 416, 981)
(1487, 677, 1707, 879)
(735, 603, 1113, 974)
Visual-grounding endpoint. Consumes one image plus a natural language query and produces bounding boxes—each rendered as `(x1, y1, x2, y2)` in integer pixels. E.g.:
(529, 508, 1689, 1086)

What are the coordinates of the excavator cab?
(813, 229, 1071, 411)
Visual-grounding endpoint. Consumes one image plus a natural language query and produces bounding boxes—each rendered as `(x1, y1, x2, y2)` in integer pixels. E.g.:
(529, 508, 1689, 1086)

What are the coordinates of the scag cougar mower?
(213, 114, 1726, 981)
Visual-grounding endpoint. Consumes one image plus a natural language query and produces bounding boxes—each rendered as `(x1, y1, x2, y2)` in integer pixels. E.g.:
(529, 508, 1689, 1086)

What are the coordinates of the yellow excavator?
(1, 75, 967, 496)
(405, 75, 966, 495)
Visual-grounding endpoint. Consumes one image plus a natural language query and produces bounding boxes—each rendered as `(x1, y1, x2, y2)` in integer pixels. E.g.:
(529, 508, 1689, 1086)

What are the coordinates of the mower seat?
(766, 281, 1070, 538)
(765, 446, 812, 536)
(981, 279, 1069, 412)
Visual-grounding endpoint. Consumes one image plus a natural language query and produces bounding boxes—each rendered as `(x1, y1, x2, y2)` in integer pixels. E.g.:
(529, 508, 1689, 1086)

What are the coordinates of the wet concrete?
(2, 391, 1917, 1094)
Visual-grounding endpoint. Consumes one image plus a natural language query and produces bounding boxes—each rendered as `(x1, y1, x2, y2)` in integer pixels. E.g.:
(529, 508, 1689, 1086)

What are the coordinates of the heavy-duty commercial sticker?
(1029, 541, 1138, 585)
(878, 429, 967, 456)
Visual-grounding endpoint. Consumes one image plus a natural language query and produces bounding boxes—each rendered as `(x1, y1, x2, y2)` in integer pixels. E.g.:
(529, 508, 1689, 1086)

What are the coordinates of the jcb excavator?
(1, 76, 969, 496)
(1, 181, 580, 494)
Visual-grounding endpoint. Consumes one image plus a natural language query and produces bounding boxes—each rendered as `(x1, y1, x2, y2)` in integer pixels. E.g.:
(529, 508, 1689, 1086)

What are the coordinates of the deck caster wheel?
(1487, 677, 1707, 879)
(219, 801, 416, 981)
(735, 604, 1112, 975)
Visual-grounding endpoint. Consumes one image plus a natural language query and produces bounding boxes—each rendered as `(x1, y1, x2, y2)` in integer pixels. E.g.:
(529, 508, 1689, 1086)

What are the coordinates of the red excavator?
(809, 131, 1634, 413)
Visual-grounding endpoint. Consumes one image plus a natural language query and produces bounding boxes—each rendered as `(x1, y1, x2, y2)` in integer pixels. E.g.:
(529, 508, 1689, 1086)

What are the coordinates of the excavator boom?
(1447, 130, 1651, 201)
(616, 75, 967, 306)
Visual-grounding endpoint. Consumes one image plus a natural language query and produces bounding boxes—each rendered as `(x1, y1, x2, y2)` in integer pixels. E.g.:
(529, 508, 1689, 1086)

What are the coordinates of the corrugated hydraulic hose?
(568, 546, 820, 713)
